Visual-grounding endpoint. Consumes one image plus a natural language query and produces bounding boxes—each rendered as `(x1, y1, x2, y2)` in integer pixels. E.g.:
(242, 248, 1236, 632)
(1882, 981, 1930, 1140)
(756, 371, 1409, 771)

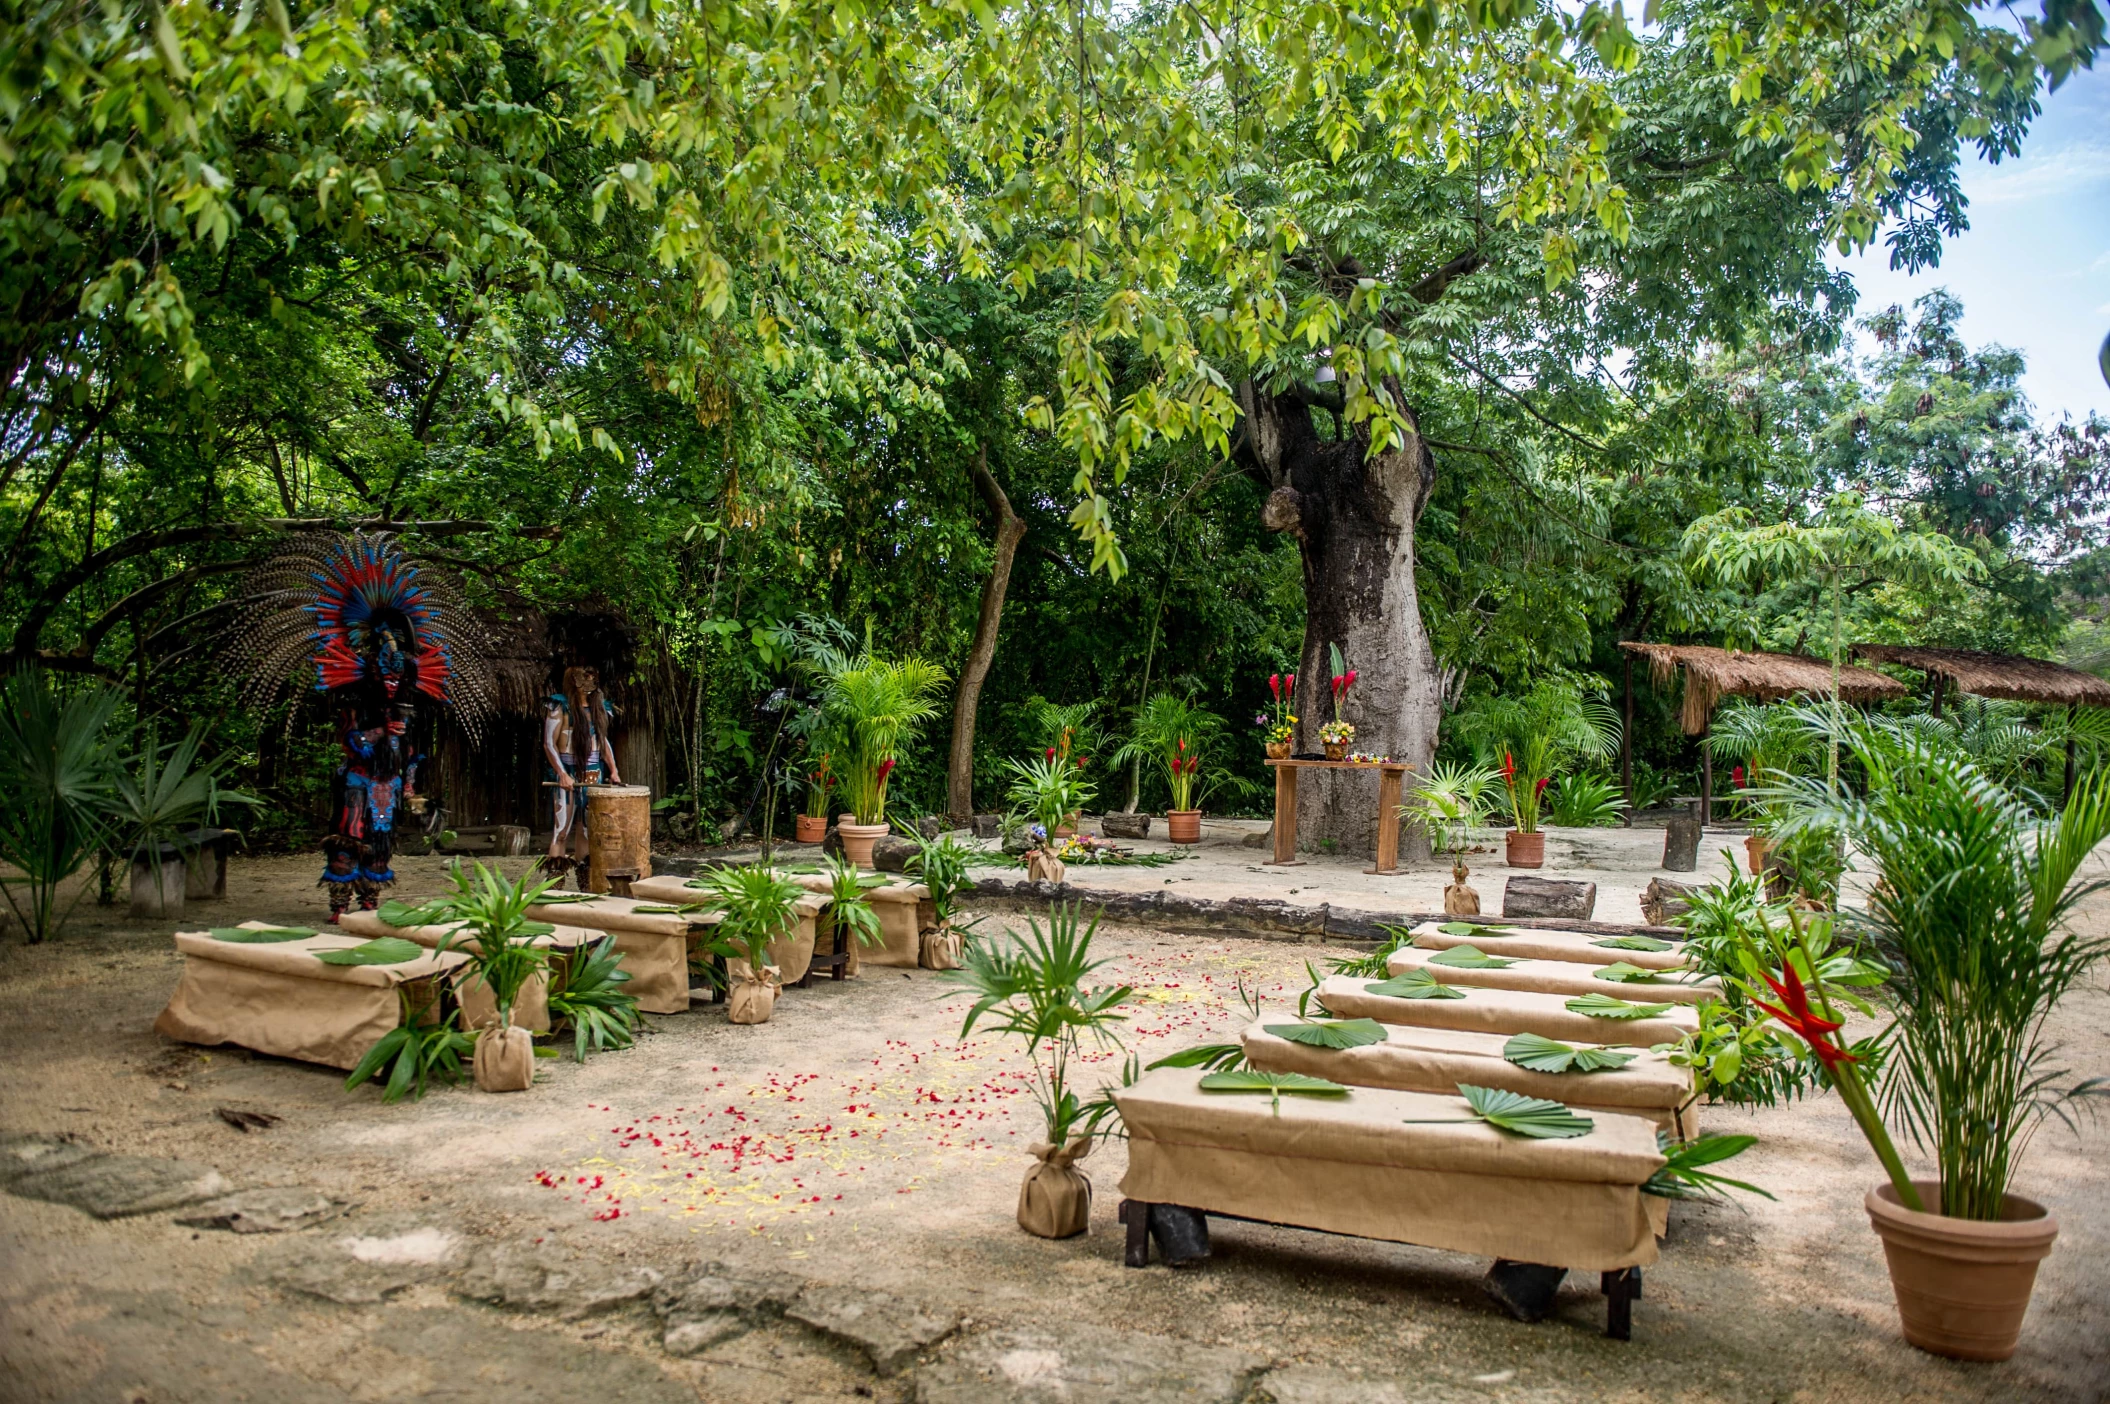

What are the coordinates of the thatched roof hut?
(1618, 642, 1909, 734)
(1851, 645, 2110, 709)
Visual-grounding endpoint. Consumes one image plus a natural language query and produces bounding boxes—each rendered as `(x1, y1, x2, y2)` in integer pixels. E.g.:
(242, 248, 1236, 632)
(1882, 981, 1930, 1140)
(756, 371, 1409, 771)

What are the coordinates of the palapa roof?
(1852, 645, 2110, 708)
(1619, 642, 1909, 734)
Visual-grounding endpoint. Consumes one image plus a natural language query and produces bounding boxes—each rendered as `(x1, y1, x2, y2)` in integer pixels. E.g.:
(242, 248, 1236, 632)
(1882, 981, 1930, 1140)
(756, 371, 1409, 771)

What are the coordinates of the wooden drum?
(584, 784, 653, 894)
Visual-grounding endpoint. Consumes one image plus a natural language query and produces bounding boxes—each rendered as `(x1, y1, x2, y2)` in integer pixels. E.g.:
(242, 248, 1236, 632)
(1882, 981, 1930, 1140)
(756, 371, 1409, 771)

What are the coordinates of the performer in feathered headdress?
(228, 532, 494, 921)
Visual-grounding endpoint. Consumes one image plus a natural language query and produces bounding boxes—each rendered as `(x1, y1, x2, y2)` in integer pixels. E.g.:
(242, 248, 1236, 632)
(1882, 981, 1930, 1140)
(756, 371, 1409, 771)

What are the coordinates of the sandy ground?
(2, 843, 2107, 1404)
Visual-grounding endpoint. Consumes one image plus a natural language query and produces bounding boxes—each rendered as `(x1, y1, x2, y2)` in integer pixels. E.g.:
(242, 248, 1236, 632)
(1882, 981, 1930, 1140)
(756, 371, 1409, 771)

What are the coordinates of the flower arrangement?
(1319, 720, 1356, 746)
(1263, 672, 1297, 747)
(803, 749, 836, 819)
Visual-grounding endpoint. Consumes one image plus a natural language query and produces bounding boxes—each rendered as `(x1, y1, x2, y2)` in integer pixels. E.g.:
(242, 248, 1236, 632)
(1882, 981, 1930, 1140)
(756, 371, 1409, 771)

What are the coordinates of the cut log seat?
(154, 924, 468, 1071)
(1113, 1067, 1665, 1337)
(1241, 1019, 1698, 1138)
(1315, 975, 1698, 1047)
(1386, 947, 1723, 1007)
(1409, 921, 1692, 973)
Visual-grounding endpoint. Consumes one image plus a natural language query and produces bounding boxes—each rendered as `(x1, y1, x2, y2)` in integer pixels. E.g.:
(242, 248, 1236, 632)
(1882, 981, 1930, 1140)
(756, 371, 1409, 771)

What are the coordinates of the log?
(1501, 877, 1597, 921)
(1639, 877, 1700, 927)
(1101, 812, 1151, 840)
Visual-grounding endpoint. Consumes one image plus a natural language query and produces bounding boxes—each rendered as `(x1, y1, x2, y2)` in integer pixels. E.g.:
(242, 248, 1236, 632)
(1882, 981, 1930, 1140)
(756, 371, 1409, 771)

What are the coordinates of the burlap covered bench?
(777, 873, 930, 970)
(154, 925, 469, 1071)
(1411, 921, 1693, 972)
(1316, 974, 1698, 1046)
(337, 912, 605, 1033)
(1113, 1067, 1665, 1337)
(1384, 947, 1723, 1006)
(523, 893, 724, 1012)
(1242, 1019, 1698, 1137)
(616, 879, 828, 992)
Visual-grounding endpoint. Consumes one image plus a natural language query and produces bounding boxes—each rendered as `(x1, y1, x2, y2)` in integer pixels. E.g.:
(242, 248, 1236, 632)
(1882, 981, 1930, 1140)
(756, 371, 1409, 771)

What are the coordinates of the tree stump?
(1101, 812, 1151, 840)
(1639, 877, 1699, 927)
(1502, 876, 1597, 920)
(1662, 806, 1702, 872)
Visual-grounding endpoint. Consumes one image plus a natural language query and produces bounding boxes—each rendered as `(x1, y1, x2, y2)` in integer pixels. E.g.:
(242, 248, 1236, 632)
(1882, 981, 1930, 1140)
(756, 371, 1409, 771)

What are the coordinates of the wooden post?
(2065, 704, 2079, 807)
(1268, 762, 1303, 866)
(1699, 715, 1712, 830)
(1369, 765, 1404, 875)
(1621, 653, 1634, 810)
(1930, 673, 1944, 719)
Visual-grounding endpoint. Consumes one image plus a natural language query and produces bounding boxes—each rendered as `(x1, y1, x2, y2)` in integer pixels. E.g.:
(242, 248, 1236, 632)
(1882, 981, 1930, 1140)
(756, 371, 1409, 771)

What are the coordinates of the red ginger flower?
(1285, 673, 1295, 693)
(1046, 746, 1056, 760)
(1269, 673, 1281, 699)
(1752, 962, 1857, 1070)
(1501, 751, 1516, 784)
(876, 757, 896, 786)
(1733, 764, 1746, 789)
(1535, 776, 1549, 797)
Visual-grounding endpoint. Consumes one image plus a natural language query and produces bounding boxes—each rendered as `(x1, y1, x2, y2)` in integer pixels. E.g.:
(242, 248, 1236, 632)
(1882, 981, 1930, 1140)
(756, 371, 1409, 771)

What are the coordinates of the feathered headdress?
(228, 531, 494, 738)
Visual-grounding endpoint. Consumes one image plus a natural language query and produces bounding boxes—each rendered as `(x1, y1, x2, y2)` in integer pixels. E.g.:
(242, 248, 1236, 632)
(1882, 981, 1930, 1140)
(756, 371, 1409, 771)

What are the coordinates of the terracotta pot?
(1505, 829, 1545, 868)
(1054, 810, 1079, 839)
(1166, 809, 1202, 844)
(837, 821, 889, 869)
(472, 1024, 534, 1093)
(1323, 741, 1347, 762)
(795, 812, 827, 843)
(1265, 740, 1291, 760)
(1866, 1180, 2058, 1361)
(1744, 833, 1770, 875)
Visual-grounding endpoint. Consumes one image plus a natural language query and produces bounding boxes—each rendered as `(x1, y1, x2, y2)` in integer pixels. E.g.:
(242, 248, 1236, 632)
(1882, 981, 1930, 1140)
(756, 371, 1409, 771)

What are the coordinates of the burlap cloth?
(526, 893, 742, 1013)
(1114, 1067, 1664, 1271)
(773, 873, 930, 970)
(337, 911, 604, 1033)
(1316, 975, 1698, 1047)
(1386, 948, 1722, 1007)
(1409, 921, 1693, 973)
(155, 925, 469, 1071)
(1240, 1019, 1698, 1137)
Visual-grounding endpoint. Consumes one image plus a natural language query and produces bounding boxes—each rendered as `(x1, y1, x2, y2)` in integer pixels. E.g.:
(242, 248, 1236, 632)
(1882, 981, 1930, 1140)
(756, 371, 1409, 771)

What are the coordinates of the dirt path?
(2, 852, 2106, 1403)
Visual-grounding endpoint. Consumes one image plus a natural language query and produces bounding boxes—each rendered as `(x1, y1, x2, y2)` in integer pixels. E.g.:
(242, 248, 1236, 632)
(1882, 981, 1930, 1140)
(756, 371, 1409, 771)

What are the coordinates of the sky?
(1833, 62, 2110, 425)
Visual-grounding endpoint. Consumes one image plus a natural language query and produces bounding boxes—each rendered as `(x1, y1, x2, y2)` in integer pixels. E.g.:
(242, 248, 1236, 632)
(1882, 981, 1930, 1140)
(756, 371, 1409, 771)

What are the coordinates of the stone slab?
(786, 1283, 959, 1376)
(455, 1242, 664, 1319)
(176, 1187, 347, 1234)
(1, 1141, 230, 1219)
(915, 1327, 1264, 1404)
(652, 1259, 802, 1353)
(257, 1217, 468, 1304)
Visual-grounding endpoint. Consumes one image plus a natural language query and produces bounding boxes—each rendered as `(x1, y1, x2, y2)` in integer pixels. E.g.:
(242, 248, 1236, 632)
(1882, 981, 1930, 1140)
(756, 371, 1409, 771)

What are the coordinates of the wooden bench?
(338, 912, 604, 1033)
(1113, 1067, 1663, 1338)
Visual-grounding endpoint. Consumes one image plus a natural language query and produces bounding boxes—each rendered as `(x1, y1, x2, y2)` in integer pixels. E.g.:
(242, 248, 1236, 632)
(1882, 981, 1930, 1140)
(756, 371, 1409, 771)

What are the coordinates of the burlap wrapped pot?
(920, 924, 963, 971)
(1024, 851, 1067, 884)
(1018, 1135, 1093, 1238)
(473, 1024, 535, 1092)
(727, 964, 782, 1025)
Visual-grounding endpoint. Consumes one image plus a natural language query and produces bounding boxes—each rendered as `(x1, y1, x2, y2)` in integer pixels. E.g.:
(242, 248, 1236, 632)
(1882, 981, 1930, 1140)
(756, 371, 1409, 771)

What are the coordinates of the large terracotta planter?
(795, 813, 827, 843)
(1505, 829, 1545, 869)
(838, 821, 889, 869)
(1866, 1180, 2058, 1361)
(1166, 809, 1202, 844)
(1745, 833, 1770, 876)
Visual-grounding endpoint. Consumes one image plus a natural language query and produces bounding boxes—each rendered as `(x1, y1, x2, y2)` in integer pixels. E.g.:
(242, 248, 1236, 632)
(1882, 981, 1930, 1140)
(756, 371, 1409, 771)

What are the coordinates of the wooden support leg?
(1119, 1200, 1152, 1268)
(1268, 766, 1302, 866)
(1600, 1267, 1639, 1340)
(1370, 767, 1403, 874)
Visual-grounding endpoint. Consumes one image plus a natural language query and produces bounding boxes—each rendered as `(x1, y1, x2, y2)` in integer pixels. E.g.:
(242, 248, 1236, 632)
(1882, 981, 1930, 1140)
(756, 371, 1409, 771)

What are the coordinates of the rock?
(1501, 876, 1597, 920)
(652, 1260, 801, 1353)
(1640, 876, 1700, 926)
(1662, 806, 1702, 872)
(1256, 1366, 1417, 1404)
(917, 815, 944, 840)
(662, 1312, 751, 1357)
(456, 1242, 663, 1318)
(1100, 812, 1151, 840)
(1239, 826, 1271, 849)
(177, 1187, 346, 1234)
(787, 1284, 959, 1376)
(1001, 829, 1036, 857)
(0, 1134, 230, 1220)
(259, 1218, 467, 1304)
(822, 826, 846, 859)
(872, 835, 921, 873)
(971, 814, 1003, 839)
(917, 1327, 1265, 1404)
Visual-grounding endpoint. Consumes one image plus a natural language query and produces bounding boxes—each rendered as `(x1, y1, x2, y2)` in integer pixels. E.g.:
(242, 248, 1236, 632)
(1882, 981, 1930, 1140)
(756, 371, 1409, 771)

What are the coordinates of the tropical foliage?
(1451, 678, 1620, 833)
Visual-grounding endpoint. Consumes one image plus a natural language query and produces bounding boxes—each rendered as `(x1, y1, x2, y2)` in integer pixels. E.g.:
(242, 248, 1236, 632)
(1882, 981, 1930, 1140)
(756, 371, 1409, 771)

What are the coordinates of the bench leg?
(1119, 1200, 1151, 1268)
(1147, 1204, 1211, 1268)
(1483, 1260, 1568, 1323)
(1600, 1267, 1639, 1341)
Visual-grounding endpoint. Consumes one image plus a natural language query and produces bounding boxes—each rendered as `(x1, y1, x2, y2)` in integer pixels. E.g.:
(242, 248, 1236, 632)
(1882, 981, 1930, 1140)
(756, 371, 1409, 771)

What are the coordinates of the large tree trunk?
(1241, 380, 1443, 857)
(946, 446, 1026, 819)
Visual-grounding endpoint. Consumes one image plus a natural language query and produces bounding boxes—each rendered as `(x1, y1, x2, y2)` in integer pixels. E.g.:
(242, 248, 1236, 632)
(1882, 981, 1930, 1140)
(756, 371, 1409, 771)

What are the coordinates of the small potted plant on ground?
(905, 827, 978, 970)
(1402, 761, 1500, 914)
(1321, 646, 1357, 759)
(1738, 728, 2110, 1361)
(821, 649, 949, 867)
(431, 861, 557, 1092)
(1263, 672, 1297, 760)
(818, 854, 887, 976)
(1454, 677, 1619, 870)
(943, 903, 1132, 1237)
(1007, 750, 1095, 845)
(1706, 701, 1819, 873)
(1114, 693, 1228, 844)
(699, 864, 808, 1024)
(797, 746, 836, 844)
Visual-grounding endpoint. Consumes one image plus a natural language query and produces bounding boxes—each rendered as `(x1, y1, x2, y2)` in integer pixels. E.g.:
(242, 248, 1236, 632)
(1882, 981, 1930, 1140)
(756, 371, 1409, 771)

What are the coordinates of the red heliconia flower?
(1535, 776, 1549, 797)
(1285, 673, 1295, 694)
(1752, 962, 1857, 1070)
(1177, 737, 1186, 753)
(1501, 751, 1516, 784)
(1733, 764, 1747, 789)
(876, 757, 896, 786)
(1269, 673, 1282, 699)
(1046, 746, 1056, 761)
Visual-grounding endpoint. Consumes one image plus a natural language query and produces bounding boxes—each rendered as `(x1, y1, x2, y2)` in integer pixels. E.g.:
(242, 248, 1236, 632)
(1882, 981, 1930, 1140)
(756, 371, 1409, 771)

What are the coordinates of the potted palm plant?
(905, 827, 978, 970)
(819, 855, 887, 974)
(699, 864, 807, 1024)
(820, 648, 949, 867)
(1453, 677, 1619, 869)
(431, 862, 558, 1093)
(1741, 726, 2110, 1360)
(1401, 761, 1500, 914)
(1006, 751, 1095, 845)
(1114, 693, 1227, 844)
(943, 903, 1132, 1237)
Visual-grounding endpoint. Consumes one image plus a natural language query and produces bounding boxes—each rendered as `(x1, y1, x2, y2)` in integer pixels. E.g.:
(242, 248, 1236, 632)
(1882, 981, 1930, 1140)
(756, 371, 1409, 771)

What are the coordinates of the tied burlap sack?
(1024, 852, 1067, 885)
(1017, 1136, 1092, 1238)
(727, 966, 782, 1025)
(919, 923, 963, 971)
(472, 1024, 534, 1093)
(1443, 864, 1480, 915)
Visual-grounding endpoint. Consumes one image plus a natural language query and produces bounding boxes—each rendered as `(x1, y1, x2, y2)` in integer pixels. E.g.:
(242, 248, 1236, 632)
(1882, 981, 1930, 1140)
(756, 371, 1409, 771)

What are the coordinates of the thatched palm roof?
(1619, 642, 1909, 734)
(1852, 645, 2110, 708)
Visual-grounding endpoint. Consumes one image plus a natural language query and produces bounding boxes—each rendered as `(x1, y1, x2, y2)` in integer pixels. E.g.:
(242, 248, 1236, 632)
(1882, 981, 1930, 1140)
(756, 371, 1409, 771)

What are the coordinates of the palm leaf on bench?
(1199, 1069, 1348, 1114)
(1262, 1018, 1388, 1050)
(1502, 1031, 1637, 1074)
(1364, 968, 1466, 1000)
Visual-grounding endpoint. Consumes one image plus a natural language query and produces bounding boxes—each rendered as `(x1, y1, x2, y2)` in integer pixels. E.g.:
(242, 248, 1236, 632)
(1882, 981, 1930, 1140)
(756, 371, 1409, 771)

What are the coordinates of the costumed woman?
(539, 665, 622, 882)
(227, 532, 492, 921)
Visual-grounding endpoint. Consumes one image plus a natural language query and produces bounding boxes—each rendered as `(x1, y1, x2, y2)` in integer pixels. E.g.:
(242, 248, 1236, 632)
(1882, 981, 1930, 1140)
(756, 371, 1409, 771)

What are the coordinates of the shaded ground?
(2, 848, 2107, 1403)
